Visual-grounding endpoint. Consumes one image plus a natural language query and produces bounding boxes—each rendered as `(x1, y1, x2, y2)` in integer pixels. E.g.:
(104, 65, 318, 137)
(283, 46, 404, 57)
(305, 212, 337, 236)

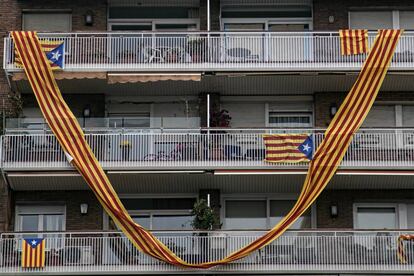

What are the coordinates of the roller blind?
(400, 11, 414, 30)
(402, 105, 414, 127)
(363, 105, 395, 127)
(349, 11, 393, 30)
(23, 13, 71, 32)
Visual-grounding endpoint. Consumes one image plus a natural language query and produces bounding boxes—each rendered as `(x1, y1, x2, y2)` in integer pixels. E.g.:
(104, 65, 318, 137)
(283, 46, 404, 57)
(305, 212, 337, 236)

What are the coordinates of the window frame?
(105, 194, 197, 231)
(22, 10, 72, 32)
(348, 10, 414, 30)
(15, 205, 66, 232)
(353, 203, 400, 229)
(222, 195, 315, 230)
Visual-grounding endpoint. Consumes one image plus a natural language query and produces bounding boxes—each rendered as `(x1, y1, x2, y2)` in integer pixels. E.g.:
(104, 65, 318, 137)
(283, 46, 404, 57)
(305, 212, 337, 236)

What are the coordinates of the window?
(107, 112, 151, 128)
(270, 200, 311, 229)
(268, 112, 312, 128)
(349, 10, 414, 30)
(354, 204, 398, 229)
(23, 12, 71, 32)
(225, 200, 267, 230)
(16, 205, 65, 232)
(224, 198, 313, 230)
(122, 197, 196, 230)
(16, 205, 65, 248)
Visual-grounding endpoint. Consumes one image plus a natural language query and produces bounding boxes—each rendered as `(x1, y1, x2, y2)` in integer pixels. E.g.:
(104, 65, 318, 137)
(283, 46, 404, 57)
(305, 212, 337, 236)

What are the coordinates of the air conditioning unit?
(63, 246, 94, 265)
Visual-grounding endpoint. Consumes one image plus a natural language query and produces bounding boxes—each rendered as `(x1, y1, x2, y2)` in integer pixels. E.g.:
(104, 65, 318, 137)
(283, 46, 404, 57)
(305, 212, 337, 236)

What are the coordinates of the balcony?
(2, 128, 414, 171)
(0, 230, 413, 274)
(4, 31, 414, 73)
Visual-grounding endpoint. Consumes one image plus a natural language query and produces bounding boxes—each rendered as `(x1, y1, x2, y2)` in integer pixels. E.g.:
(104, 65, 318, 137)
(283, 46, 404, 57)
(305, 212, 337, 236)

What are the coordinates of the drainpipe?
(207, 94, 210, 160)
(207, 0, 211, 32)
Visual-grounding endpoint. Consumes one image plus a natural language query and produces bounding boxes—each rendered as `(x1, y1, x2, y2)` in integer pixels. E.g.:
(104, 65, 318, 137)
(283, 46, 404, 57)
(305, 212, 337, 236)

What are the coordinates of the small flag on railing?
(263, 134, 313, 163)
(339, 29, 368, 55)
(21, 238, 46, 268)
(14, 40, 64, 69)
(398, 234, 414, 264)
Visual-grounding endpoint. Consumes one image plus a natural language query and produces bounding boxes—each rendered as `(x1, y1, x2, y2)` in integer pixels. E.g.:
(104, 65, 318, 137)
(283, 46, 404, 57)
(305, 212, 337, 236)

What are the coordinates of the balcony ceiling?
(7, 171, 414, 192)
(11, 73, 414, 96)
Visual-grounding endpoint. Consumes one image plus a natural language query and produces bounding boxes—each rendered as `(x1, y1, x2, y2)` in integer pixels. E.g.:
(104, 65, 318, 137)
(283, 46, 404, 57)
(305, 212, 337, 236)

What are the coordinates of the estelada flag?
(263, 134, 313, 163)
(14, 39, 64, 69)
(339, 29, 368, 55)
(21, 238, 46, 268)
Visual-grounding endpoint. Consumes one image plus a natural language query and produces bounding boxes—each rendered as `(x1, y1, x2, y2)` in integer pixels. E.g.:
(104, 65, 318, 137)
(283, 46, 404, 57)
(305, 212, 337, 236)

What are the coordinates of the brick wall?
(316, 189, 414, 228)
(314, 91, 414, 127)
(313, 0, 414, 31)
(0, 0, 108, 118)
(11, 191, 103, 231)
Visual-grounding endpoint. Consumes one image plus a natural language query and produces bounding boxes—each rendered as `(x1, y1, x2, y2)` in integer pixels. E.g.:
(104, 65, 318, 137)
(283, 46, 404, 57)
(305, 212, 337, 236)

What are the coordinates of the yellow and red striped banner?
(14, 39, 63, 69)
(263, 134, 312, 163)
(21, 238, 45, 268)
(11, 29, 401, 268)
(340, 29, 368, 55)
(398, 234, 414, 263)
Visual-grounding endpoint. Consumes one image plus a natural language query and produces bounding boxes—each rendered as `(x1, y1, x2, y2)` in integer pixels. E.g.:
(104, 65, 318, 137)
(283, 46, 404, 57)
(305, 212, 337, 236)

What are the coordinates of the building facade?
(1, 0, 414, 274)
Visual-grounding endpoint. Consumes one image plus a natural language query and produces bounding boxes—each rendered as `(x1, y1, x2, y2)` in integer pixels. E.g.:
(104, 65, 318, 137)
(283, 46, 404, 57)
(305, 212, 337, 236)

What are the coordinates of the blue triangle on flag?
(24, 238, 44, 249)
(46, 43, 64, 68)
(298, 135, 313, 160)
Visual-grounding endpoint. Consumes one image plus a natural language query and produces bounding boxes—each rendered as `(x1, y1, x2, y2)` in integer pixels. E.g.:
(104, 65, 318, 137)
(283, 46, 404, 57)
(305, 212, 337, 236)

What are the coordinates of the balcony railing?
(4, 31, 414, 72)
(2, 128, 414, 170)
(1, 230, 413, 274)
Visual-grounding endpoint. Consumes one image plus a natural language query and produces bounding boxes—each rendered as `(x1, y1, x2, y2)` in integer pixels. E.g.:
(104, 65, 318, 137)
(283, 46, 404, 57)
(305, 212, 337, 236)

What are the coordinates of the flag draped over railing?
(263, 134, 313, 163)
(339, 29, 368, 55)
(14, 39, 64, 69)
(21, 238, 46, 268)
(11, 29, 401, 268)
(398, 234, 414, 263)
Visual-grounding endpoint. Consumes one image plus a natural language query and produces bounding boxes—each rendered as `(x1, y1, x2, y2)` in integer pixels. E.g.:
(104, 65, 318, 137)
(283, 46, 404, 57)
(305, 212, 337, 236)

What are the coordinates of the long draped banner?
(11, 30, 401, 268)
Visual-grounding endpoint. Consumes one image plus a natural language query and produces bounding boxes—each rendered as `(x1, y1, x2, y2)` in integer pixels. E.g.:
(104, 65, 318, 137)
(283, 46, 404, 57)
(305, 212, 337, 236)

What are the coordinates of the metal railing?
(2, 128, 414, 170)
(4, 117, 201, 133)
(4, 31, 414, 72)
(0, 230, 413, 274)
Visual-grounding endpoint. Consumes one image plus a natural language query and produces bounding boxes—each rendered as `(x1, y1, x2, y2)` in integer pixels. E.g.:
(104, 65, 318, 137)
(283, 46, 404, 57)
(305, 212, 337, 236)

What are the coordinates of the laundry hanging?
(11, 29, 401, 268)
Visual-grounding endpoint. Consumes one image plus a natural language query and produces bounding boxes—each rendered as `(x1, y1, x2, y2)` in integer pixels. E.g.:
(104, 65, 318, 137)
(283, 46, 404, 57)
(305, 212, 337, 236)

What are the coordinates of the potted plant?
(209, 109, 232, 160)
(190, 199, 220, 231)
(190, 199, 222, 262)
(210, 109, 231, 128)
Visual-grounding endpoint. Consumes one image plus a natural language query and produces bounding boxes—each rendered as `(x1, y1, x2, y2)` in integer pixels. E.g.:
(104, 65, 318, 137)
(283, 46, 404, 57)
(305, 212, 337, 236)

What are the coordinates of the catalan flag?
(21, 238, 46, 268)
(398, 234, 414, 264)
(11, 30, 401, 268)
(339, 29, 368, 55)
(14, 39, 64, 69)
(263, 134, 313, 163)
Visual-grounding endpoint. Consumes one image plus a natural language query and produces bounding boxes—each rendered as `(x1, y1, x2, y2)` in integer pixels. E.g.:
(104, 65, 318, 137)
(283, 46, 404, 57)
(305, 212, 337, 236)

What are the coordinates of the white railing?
(0, 230, 413, 274)
(4, 31, 414, 72)
(2, 128, 414, 170)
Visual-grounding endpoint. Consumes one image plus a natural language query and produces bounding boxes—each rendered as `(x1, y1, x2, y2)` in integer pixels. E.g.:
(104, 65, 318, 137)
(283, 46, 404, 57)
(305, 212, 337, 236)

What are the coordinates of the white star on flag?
(302, 143, 311, 152)
(31, 240, 37, 245)
(51, 50, 61, 61)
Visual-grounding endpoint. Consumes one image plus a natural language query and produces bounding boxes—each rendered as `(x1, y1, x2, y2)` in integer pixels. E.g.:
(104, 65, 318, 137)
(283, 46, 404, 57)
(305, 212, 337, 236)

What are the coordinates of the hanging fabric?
(11, 29, 401, 268)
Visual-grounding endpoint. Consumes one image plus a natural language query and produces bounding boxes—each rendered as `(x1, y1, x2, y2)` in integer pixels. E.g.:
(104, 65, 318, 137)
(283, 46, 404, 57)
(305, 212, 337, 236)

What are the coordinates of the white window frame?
(348, 10, 414, 30)
(221, 18, 313, 31)
(221, 194, 316, 230)
(267, 111, 313, 128)
(352, 203, 404, 229)
(108, 18, 200, 32)
(22, 10, 72, 32)
(104, 194, 197, 230)
(15, 205, 66, 232)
